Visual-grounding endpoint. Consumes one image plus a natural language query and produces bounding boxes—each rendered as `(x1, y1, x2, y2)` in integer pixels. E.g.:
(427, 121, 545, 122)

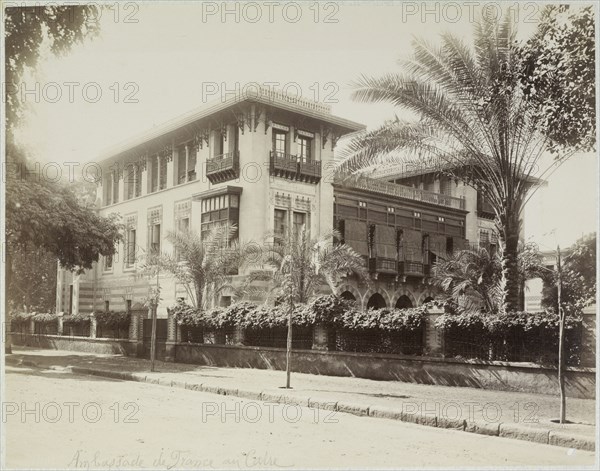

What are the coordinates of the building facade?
(56, 89, 499, 317)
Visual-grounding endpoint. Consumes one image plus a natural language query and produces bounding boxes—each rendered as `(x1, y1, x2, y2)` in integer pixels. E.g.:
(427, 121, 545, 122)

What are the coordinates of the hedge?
(94, 310, 130, 330)
(435, 310, 582, 364)
(168, 296, 426, 334)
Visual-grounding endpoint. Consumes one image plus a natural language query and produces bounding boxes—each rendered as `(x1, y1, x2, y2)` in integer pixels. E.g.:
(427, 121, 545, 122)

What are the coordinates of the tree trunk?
(5, 250, 13, 354)
(499, 217, 521, 314)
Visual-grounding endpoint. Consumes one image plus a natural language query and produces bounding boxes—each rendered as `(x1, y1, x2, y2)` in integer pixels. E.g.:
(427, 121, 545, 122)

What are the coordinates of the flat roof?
(91, 86, 365, 165)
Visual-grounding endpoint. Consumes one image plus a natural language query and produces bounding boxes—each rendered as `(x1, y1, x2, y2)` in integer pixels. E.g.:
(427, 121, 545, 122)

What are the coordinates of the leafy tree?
(542, 233, 597, 314)
(337, 10, 592, 313)
(4, 5, 116, 353)
(7, 247, 57, 313)
(516, 5, 596, 153)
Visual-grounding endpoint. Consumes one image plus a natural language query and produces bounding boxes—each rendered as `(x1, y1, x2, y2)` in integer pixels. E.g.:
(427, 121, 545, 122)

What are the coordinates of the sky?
(10, 1, 598, 249)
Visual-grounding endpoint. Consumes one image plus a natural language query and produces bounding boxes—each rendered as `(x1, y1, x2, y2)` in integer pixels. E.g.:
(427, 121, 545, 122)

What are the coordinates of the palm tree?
(142, 224, 256, 310)
(261, 225, 368, 387)
(432, 242, 546, 313)
(336, 11, 581, 313)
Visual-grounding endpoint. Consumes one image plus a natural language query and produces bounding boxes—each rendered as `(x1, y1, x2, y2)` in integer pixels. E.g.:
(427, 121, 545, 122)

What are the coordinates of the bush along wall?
(168, 295, 426, 354)
(435, 310, 583, 365)
(95, 311, 130, 339)
(62, 313, 90, 337)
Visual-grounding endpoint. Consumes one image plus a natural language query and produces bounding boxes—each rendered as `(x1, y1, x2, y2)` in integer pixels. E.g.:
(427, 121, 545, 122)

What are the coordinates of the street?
(3, 365, 595, 469)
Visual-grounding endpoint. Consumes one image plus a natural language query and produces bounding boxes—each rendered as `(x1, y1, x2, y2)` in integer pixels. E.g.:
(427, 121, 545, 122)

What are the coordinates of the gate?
(142, 318, 168, 360)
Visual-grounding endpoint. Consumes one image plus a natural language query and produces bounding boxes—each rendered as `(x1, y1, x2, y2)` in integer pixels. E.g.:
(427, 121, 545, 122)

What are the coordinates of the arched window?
(366, 293, 387, 310)
(395, 295, 413, 309)
(340, 291, 356, 302)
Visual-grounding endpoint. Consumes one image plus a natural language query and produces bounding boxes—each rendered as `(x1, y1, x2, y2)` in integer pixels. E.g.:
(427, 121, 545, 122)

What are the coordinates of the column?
(165, 311, 177, 362)
(233, 325, 245, 345)
(423, 307, 444, 357)
(312, 323, 329, 351)
(90, 313, 97, 339)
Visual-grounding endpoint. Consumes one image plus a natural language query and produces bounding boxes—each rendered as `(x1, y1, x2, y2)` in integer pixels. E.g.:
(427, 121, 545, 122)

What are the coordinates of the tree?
(262, 226, 368, 387)
(7, 247, 57, 313)
(140, 224, 257, 311)
(516, 5, 596, 153)
(4, 5, 115, 353)
(432, 242, 546, 314)
(337, 10, 594, 313)
(542, 233, 596, 315)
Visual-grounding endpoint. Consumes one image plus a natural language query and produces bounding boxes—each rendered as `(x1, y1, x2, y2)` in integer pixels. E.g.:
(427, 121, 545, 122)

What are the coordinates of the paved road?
(3, 365, 595, 469)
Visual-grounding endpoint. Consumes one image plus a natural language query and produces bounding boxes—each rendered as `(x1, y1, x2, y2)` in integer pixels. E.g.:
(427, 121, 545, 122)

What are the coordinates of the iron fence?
(244, 326, 314, 350)
(330, 328, 424, 355)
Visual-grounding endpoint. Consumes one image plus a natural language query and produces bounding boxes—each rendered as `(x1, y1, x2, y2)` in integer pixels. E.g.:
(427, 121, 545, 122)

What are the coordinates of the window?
(293, 212, 306, 239)
(368, 224, 376, 257)
(396, 229, 404, 260)
(422, 234, 430, 264)
(273, 130, 287, 155)
(200, 191, 240, 240)
(297, 136, 311, 162)
(177, 145, 187, 184)
(104, 300, 110, 312)
(479, 229, 490, 245)
(274, 209, 287, 238)
(104, 253, 113, 271)
(125, 228, 136, 267)
(188, 146, 197, 181)
(178, 217, 190, 232)
(337, 219, 346, 244)
(112, 170, 119, 204)
(104, 173, 113, 206)
(150, 223, 161, 254)
(446, 236, 454, 254)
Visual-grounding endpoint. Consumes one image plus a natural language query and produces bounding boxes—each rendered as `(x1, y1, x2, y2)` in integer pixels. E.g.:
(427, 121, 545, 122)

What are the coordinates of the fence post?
(423, 307, 444, 357)
(57, 312, 64, 336)
(312, 323, 329, 351)
(233, 325, 245, 345)
(165, 311, 176, 362)
(90, 313, 97, 339)
(580, 304, 596, 368)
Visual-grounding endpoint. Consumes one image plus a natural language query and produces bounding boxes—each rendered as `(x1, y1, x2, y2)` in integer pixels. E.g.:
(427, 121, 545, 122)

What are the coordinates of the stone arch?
(391, 289, 418, 310)
(418, 290, 437, 306)
(340, 290, 357, 301)
(395, 295, 414, 309)
(337, 283, 362, 305)
(366, 292, 387, 310)
(361, 287, 392, 310)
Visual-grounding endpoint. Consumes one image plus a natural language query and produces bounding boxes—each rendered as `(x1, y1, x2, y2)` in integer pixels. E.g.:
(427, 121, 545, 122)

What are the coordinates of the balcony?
(206, 151, 239, 184)
(334, 174, 466, 210)
(368, 257, 397, 275)
(399, 261, 427, 277)
(270, 151, 321, 184)
(477, 193, 495, 219)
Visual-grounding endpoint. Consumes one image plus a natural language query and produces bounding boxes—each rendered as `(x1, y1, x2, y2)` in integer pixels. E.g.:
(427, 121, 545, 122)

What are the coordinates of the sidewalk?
(5, 346, 596, 451)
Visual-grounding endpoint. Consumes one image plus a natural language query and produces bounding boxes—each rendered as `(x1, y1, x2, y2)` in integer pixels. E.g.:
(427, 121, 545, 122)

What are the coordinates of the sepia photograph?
(1, 1, 598, 469)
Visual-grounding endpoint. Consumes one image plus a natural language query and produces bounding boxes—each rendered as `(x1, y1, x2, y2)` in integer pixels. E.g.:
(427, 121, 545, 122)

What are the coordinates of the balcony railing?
(399, 261, 427, 277)
(206, 151, 239, 184)
(270, 151, 321, 184)
(334, 174, 466, 210)
(368, 257, 397, 274)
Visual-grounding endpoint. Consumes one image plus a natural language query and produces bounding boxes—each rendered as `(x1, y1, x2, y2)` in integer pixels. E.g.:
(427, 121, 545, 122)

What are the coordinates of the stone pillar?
(233, 325, 245, 345)
(165, 311, 177, 362)
(29, 318, 35, 335)
(312, 323, 329, 351)
(57, 312, 64, 336)
(90, 313, 97, 339)
(177, 324, 182, 343)
(580, 304, 596, 368)
(423, 307, 444, 357)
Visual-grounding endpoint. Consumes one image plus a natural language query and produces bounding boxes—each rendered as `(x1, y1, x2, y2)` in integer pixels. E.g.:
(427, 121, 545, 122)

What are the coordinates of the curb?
(7, 359, 596, 452)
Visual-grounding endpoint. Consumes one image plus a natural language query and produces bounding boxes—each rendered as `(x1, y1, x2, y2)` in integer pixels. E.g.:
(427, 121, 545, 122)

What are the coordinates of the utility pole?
(150, 267, 159, 373)
(285, 295, 294, 389)
(556, 245, 566, 423)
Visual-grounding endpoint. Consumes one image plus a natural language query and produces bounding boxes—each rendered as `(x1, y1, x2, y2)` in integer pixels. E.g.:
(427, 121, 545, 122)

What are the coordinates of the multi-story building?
(56, 88, 499, 317)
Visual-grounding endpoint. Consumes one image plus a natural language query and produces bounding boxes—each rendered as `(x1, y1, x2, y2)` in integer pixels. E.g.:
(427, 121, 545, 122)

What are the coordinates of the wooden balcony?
(368, 257, 397, 275)
(477, 192, 495, 219)
(334, 174, 466, 210)
(399, 261, 426, 277)
(206, 151, 239, 184)
(270, 151, 321, 184)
